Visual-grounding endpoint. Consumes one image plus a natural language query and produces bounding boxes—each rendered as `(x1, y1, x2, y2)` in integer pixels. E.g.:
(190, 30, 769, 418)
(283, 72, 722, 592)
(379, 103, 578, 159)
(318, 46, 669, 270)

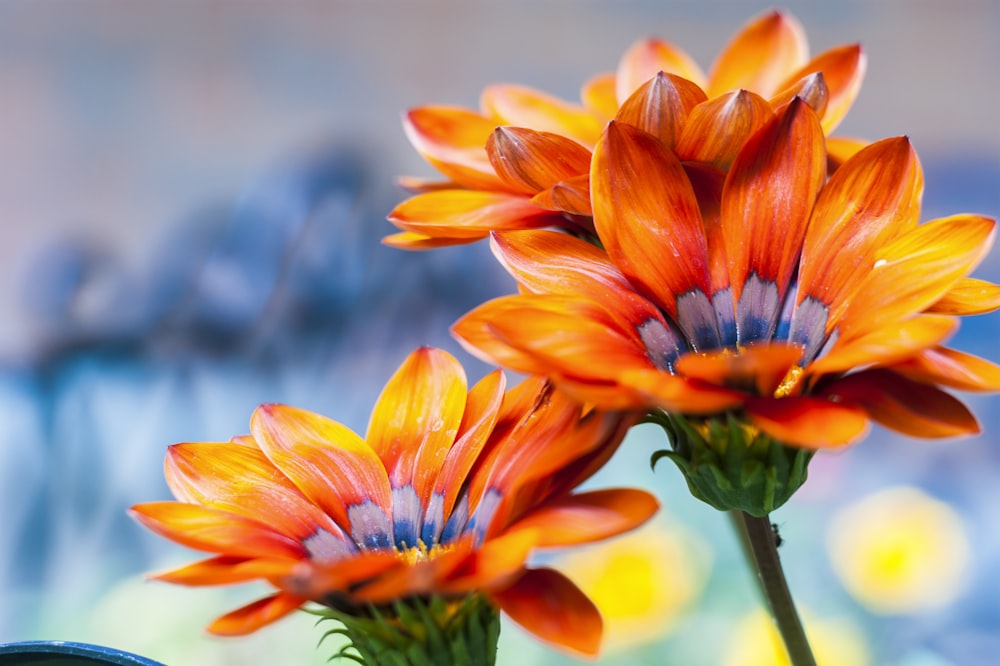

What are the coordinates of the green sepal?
(649, 411, 813, 516)
(310, 594, 500, 666)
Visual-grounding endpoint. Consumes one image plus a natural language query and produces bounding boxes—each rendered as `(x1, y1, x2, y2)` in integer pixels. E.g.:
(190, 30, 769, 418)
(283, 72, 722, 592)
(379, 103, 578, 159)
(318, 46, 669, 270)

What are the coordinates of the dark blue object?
(0, 641, 164, 665)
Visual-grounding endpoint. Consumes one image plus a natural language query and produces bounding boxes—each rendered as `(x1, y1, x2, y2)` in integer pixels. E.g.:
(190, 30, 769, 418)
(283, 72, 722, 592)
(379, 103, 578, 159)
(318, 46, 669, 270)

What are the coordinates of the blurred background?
(1, 1, 998, 664)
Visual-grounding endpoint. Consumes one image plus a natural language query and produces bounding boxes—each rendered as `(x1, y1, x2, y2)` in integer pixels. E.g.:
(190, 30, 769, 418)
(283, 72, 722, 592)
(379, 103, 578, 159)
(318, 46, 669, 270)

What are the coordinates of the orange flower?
(387, 10, 865, 249)
(130, 347, 657, 657)
(453, 100, 1000, 449)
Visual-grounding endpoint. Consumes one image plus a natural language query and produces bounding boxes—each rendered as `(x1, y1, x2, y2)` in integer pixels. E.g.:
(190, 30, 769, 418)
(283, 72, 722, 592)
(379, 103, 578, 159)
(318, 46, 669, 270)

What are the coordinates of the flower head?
(130, 348, 657, 658)
(387, 10, 866, 249)
(453, 100, 1000, 455)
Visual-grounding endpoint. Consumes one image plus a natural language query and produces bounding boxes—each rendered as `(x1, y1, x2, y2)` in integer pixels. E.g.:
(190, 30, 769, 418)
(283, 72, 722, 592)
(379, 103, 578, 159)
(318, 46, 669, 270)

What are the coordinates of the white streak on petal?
(638, 318, 683, 371)
(304, 528, 354, 564)
(677, 290, 722, 351)
(391, 484, 423, 549)
(348, 500, 393, 551)
(737, 274, 780, 344)
(788, 296, 830, 362)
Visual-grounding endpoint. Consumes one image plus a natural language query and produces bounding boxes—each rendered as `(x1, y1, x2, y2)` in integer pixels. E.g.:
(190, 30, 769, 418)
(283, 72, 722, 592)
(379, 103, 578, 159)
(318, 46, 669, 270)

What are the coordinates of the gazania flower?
(387, 10, 865, 249)
(453, 99, 1000, 509)
(130, 347, 657, 660)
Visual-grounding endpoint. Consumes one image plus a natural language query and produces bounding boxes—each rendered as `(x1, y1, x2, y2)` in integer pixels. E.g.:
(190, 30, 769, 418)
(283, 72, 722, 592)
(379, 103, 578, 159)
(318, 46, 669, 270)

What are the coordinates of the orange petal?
(796, 137, 923, 331)
(442, 529, 541, 593)
(615, 37, 706, 104)
(207, 593, 306, 636)
(365, 348, 467, 515)
(927, 277, 1000, 315)
(154, 555, 298, 586)
(530, 173, 593, 216)
(511, 488, 659, 548)
(769, 71, 829, 118)
(480, 84, 603, 146)
(403, 107, 505, 191)
(164, 442, 346, 544)
(250, 404, 392, 532)
(580, 72, 618, 121)
(744, 396, 869, 448)
(592, 121, 711, 319)
(839, 215, 996, 339)
(290, 549, 406, 601)
(675, 343, 804, 396)
(389, 189, 564, 240)
(382, 230, 473, 250)
(707, 10, 808, 97)
(486, 127, 592, 195)
(618, 367, 744, 414)
(129, 502, 305, 559)
(614, 71, 707, 149)
(491, 230, 664, 330)
(432, 370, 506, 519)
(776, 44, 866, 133)
(808, 314, 957, 377)
(823, 370, 980, 438)
(722, 98, 825, 338)
(674, 89, 775, 170)
(889, 346, 1000, 391)
(491, 568, 603, 657)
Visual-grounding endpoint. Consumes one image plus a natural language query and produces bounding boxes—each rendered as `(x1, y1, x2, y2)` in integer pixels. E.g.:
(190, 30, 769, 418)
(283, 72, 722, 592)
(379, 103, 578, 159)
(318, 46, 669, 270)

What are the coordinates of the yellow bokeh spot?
(826, 486, 969, 614)
(722, 608, 870, 666)
(555, 521, 710, 651)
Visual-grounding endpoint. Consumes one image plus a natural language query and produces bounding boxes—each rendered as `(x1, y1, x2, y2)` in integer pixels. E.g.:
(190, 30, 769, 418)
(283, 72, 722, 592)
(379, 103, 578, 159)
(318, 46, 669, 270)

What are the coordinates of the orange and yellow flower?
(453, 99, 1000, 449)
(387, 10, 866, 249)
(130, 347, 657, 657)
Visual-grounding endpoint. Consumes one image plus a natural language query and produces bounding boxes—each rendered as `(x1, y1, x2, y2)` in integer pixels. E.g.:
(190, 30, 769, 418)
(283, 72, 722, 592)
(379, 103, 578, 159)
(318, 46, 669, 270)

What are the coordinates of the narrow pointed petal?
(250, 404, 393, 533)
(511, 488, 659, 548)
(722, 98, 825, 339)
(808, 314, 957, 377)
(389, 190, 564, 240)
(129, 502, 306, 559)
(683, 162, 731, 297)
(927, 277, 1000, 315)
(580, 72, 618, 121)
(480, 84, 603, 146)
(491, 568, 603, 657)
(838, 215, 996, 339)
(530, 173, 593, 216)
(615, 72, 707, 149)
(443, 529, 541, 592)
(796, 137, 923, 331)
(824, 370, 980, 438)
(207, 593, 306, 636)
(366, 348, 467, 513)
(769, 71, 829, 118)
(674, 89, 775, 170)
(382, 230, 469, 250)
(615, 38, 706, 104)
(707, 10, 808, 97)
(164, 442, 347, 544)
(890, 347, 1000, 391)
(744, 396, 868, 448)
(592, 121, 712, 320)
(675, 344, 803, 396)
(403, 107, 505, 190)
(776, 44, 866, 133)
(487, 127, 592, 195)
(154, 555, 298, 586)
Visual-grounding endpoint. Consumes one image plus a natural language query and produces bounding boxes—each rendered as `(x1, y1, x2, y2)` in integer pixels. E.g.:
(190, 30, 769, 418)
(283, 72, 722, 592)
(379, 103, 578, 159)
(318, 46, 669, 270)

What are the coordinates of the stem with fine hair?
(739, 512, 817, 666)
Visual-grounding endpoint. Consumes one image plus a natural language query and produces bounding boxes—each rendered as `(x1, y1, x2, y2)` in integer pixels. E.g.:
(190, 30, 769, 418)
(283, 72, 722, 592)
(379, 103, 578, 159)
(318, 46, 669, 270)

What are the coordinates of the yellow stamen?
(774, 365, 804, 398)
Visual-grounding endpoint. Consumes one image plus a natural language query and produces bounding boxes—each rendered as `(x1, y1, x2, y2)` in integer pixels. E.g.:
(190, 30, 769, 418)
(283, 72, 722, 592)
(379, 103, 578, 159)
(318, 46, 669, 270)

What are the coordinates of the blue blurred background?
(1, 1, 998, 664)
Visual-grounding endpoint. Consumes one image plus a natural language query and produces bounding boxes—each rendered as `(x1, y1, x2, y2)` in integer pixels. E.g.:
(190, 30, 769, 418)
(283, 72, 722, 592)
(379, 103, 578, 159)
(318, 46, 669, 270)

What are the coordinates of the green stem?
(739, 512, 817, 666)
